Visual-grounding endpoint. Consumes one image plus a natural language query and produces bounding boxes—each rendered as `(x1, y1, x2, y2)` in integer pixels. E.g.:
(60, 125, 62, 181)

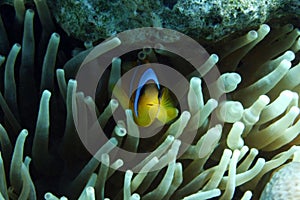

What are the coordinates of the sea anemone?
(0, 0, 300, 200)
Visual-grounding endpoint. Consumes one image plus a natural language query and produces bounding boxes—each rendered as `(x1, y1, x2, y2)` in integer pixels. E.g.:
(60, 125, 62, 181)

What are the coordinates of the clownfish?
(129, 68, 178, 127)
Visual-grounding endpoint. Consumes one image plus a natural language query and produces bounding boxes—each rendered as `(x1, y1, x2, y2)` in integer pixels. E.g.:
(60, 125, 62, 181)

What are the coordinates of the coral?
(0, 0, 300, 200)
(259, 161, 300, 200)
(46, 0, 300, 42)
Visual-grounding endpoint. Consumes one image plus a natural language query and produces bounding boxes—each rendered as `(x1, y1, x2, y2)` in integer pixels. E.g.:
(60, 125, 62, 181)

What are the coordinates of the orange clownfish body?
(129, 68, 178, 127)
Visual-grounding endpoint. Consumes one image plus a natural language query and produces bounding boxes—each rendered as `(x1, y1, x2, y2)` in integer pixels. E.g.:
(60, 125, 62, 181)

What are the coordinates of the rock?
(47, 0, 300, 42)
(260, 162, 300, 200)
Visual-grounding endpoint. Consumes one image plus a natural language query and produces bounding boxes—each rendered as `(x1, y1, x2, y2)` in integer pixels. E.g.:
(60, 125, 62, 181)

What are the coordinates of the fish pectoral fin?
(148, 105, 160, 121)
(135, 105, 159, 127)
(157, 107, 178, 124)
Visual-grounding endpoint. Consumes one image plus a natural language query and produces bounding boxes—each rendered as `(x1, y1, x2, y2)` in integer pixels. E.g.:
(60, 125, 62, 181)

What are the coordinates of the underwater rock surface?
(47, 0, 300, 42)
